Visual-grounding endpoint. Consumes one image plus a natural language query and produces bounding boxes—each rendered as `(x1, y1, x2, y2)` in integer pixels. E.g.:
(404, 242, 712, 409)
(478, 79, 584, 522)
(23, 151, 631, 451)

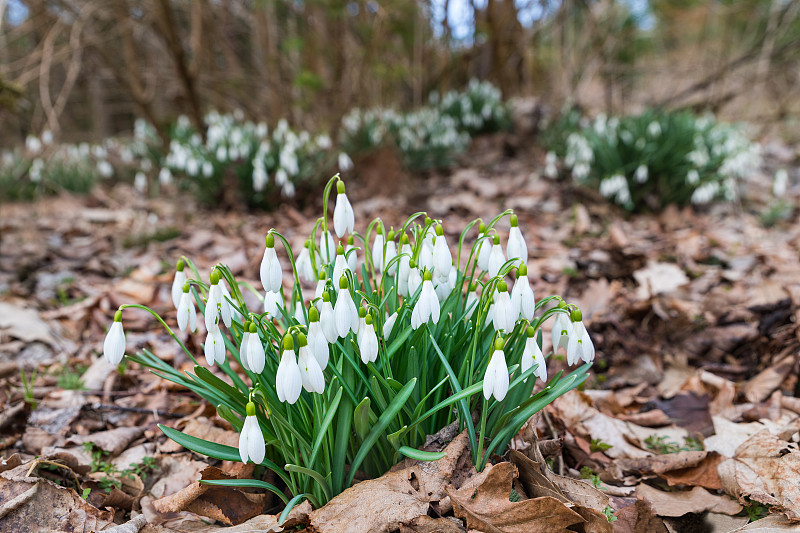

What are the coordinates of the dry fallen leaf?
(660, 452, 724, 490)
(633, 262, 689, 300)
(743, 355, 795, 404)
(635, 484, 742, 517)
(615, 451, 708, 476)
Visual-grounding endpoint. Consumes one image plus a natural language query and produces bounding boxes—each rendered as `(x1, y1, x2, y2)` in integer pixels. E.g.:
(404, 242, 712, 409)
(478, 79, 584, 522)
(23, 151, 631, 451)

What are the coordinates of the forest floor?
(1, 133, 800, 532)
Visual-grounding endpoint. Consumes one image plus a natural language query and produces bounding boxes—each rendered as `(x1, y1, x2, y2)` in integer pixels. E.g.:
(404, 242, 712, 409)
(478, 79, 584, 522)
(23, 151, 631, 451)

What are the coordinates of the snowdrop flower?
(506, 214, 528, 267)
(276, 336, 302, 404)
(297, 333, 325, 393)
(407, 262, 422, 297)
(398, 234, 412, 296)
(260, 234, 282, 293)
(432, 225, 452, 281)
(544, 151, 558, 178)
(383, 311, 398, 339)
(355, 307, 368, 343)
(488, 235, 505, 278)
(483, 337, 509, 401)
(103, 310, 126, 365)
(177, 284, 197, 332)
(465, 282, 479, 320)
(384, 230, 398, 276)
(566, 310, 595, 365)
(552, 311, 572, 353)
(204, 322, 226, 366)
(333, 181, 355, 238)
(205, 270, 232, 330)
(319, 292, 338, 344)
(239, 402, 265, 464)
(318, 229, 336, 265)
(510, 264, 535, 321)
(314, 272, 327, 307)
(338, 152, 354, 172)
(245, 323, 266, 373)
(263, 290, 284, 317)
(476, 223, 491, 271)
(634, 164, 649, 184)
(296, 241, 315, 283)
(307, 307, 329, 369)
(239, 322, 252, 372)
(346, 235, 358, 272)
(411, 270, 441, 329)
(492, 281, 515, 333)
(158, 167, 172, 186)
(171, 260, 187, 310)
(359, 315, 379, 364)
(334, 276, 358, 337)
(521, 327, 547, 382)
(26, 135, 42, 154)
(332, 245, 350, 292)
(773, 168, 788, 197)
(134, 172, 147, 193)
(434, 269, 454, 303)
(372, 226, 385, 273)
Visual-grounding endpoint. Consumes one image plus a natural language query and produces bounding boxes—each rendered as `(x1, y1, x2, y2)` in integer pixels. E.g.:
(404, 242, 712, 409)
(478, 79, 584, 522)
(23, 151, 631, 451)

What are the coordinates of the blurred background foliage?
(1, 0, 800, 147)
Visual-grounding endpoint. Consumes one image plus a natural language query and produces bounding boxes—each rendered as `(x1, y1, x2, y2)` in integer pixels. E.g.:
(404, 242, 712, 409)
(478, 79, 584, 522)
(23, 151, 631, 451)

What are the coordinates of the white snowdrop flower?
(483, 338, 509, 401)
(464, 282, 479, 320)
(359, 316, 379, 364)
(103, 310, 126, 365)
(691, 182, 718, 204)
(487, 235, 505, 278)
(506, 214, 527, 267)
(384, 231, 398, 276)
(521, 327, 547, 382)
(773, 168, 788, 197)
(97, 160, 113, 178)
(411, 271, 441, 329)
(332, 245, 350, 293)
(552, 312, 572, 353)
(634, 164, 648, 184)
(158, 167, 172, 186)
(398, 236, 412, 297)
(686, 169, 700, 185)
(332, 181, 355, 238)
(239, 326, 252, 372)
(491, 281, 515, 333)
(177, 285, 197, 332)
(372, 226, 386, 273)
(296, 241, 315, 283)
(26, 135, 42, 154)
(318, 230, 336, 265)
(202, 161, 213, 178)
(314, 273, 327, 309)
(293, 299, 307, 325)
(239, 403, 265, 464)
(567, 312, 595, 365)
(204, 322, 226, 366)
(319, 293, 338, 344)
(407, 263, 422, 297)
(383, 311, 398, 339)
(205, 270, 232, 330)
(41, 130, 53, 146)
(260, 234, 282, 293)
(276, 336, 302, 404)
(432, 225, 452, 281)
(647, 121, 662, 138)
(171, 260, 187, 310)
(186, 158, 199, 177)
(334, 276, 358, 337)
(510, 264, 535, 321)
(307, 308, 329, 370)
(297, 334, 325, 393)
(418, 238, 434, 272)
(477, 224, 491, 271)
(338, 152, 354, 172)
(355, 307, 368, 344)
(216, 145, 227, 162)
(219, 282, 239, 324)
(263, 290, 284, 317)
(253, 165, 268, 192)
(134, 172, 147, 193)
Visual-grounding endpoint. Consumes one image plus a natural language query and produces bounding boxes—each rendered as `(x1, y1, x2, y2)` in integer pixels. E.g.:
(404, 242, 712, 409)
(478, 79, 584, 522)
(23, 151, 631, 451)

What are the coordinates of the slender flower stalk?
(103, 310, 126, 365)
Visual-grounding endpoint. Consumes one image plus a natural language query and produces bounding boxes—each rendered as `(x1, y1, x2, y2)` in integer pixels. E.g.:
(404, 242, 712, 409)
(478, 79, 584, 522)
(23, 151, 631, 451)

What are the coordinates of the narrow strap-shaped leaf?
(200, 479, 288, 504)
(279, 493, 316, 525)
(398, 446, 446, 461)
(308, 386, 342, 468)
(286, 464, 332, 502)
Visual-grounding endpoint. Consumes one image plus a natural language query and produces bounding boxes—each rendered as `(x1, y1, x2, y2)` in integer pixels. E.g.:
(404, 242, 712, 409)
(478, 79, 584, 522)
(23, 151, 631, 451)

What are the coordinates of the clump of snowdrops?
(102, 175, 594, 515)
(543, 108, 762, 212)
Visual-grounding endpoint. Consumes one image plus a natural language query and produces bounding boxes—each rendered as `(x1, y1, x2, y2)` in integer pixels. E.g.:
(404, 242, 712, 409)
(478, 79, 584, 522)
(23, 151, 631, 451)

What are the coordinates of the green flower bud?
(308, 307, 320, 322)
(337, 180, 346, 194)
(246, 401, 256, 417)
(358, 307, 366, 318)
(409, 259, 417, 268)
(401, 233, 409, 245)
(435, 224, 443, 236)
(388, 229, 395, 240)
(318, 271, 327, 281)
(376, 225, 383, 235)
(182, 282, 190, 293)
(498, 280, 508, 292)
(348, 235, 354, 245)
(337, 243, 344, 255)
(249, 323, 257, 334)
(469, 281, 478, 291)
(210, 270, 220, 285)
(322, 291, 331, 302)
(571, 308, 583, 322)
(510, 214, 519, 227)
(557, 299, 568, 309)
(492, 234, 500, 245)
(526, 326, 536, 338)
(517, 264, 527, 276)
(339, 275, 349, 289)
(494, 337, 505, 351)
(424, 216, 432, 226)
(423, 270, 432, 281)
(297, 332, 308, 347)
(283, 335, 294, 351)
(176, 259, 184, 272)
(114, 310, 123, 322)
(478, 222, 486, 233)
(365, 315, 373, 326)
(265, 233, 275, 248)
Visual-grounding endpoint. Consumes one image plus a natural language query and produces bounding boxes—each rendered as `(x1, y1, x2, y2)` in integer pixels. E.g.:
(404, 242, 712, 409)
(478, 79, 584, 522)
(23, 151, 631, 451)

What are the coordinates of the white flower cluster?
(435, 79, 509, 134)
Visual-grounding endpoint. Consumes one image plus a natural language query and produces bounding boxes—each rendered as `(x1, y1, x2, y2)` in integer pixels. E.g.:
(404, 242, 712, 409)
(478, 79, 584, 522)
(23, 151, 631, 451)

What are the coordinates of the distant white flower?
(297, 334, 325, 393)
(338, 152, 354, 172)
(134, 172, 147, 193)
(510, 264, 535, 321)
(521, 328, 547, 382)
(238, 404, 265, 464)
(359, 316, 379, 364)
(204, 323, 226, 366)
(411, 271, 440, 329)
(634, 164, 648, 184)
(333, 181, 355, 238)
(774, 168, 788, 197)
(552, 312, 572, 353)
(372, 227, 385, 273)
(483, 338, 509, 401)
(260, 234, 282, 293)
(296, 242, 315, 283)
(177, 287, 197, 332)
(276, 337, 302, 404)
(488, 236, 505, 278)
(159, 167, 173, 186)
(506, 214, 527, 266)
(103, 311, 126, 365)
(567, 316, 595, 365)
(26, 135, 42, 154)
(171, 262, 187, 310)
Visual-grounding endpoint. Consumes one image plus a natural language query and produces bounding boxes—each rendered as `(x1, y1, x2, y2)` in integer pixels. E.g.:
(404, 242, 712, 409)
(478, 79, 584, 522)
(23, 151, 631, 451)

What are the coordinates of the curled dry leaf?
(615, 451, 707, 476)
(635, 484, 742, 517)
(743, 355, 795, 404)
(67, 425, 146, 456)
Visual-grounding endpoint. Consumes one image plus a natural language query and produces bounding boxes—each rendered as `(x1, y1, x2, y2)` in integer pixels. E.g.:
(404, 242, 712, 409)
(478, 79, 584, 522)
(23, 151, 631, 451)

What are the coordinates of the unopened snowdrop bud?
(372, 225, 385, 273)
(506, 214, 528, 267)
(411, 270, 441, 329)
(177, 284, 197, 332)
(566, 309, 594, 365)
(103, 310, 126, 365)
(171, 259, 186, 310)
(432, 225, 452, 281)
(510, 264, 535, 321)
(346, 235, 358, 272)
(359, 315, 379, 364)
(263, 290, 284, 317)
(477, 223, 491, 271)
(334, 276, 358, 337)
(483, 337, 509, 401)
(521, 326, 547, 382)
(407, 260, 422, 297)
(296, 240, 315, 283)
(239, 321, 252, 372)
(488, 235, 506, 278)
(552, 308, 572, 353)
(333, 244, 349, 292)
(204, 322, 226, 366)
(333, 181, 355, 238)
(297, 333, 325, 393)
(465, 282, 479, 320)
(492, 281, 515, 333)
(385, 229, 398, 276)
(319, 229, 336, 264)
(307, 307, 329, 369)
(247, 323, 266, 373)
(260, 234, 282, 293)
(276, 336, 302, 404)
(319, 292, 338, 344)
(383, 311, 398, 339)
(398, 234, 412, 296)
(238, 402, 266, 464)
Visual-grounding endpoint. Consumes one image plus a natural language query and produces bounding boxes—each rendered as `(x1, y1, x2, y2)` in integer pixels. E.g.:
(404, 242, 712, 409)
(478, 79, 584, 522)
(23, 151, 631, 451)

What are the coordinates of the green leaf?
(398, 446, 446, 461)
(279, 493, 315, 525)
(308, 386, 342, 468)
(216, 404, 243, 432)
(286, 464, 332, 502)
(200, 479, 288, 504)
(353, 397, 371, 440)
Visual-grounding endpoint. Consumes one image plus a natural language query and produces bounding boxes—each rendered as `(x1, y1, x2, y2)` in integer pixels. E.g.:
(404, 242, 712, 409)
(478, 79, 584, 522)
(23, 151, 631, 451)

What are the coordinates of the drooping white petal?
(171, 270, 187, 310)
(298, 346, 325, 393)
(477, 233, 491, 271)
(247, 333, 266, 373)
(433, 234, 452, 280)
(204, 323, 226, 366)
(407, 268, 422, 297)
(411, 279, 440, 329)
(383, 312, 398, 339)
(177, 292, 197, 332)
(263, 291, 284, 317)
(334, 290, 355, 338)
(384, 240, 398, 276)
(464, 290, 479, 320)
(218, 282, 236, 326)
(333, 192, 355, 238)
(296, 247, 315, 283)
(488, 243, 505, 278)
(510, 276, 535, 321)
(314, 279, 326, 308)
(398, 244, 412, 296)
(506, 226, 528, 266)
(483, 349, 509, 401)
(239, 332, 252, 372)
(492, 290, 515, 333)
(522, 336, 547, 382)
(332, 255, 349, 292)
(103, 322, 126, 365)
(205, 284, 221, 331)
(260, 247, 282, 293)
(320, 301, 338, 343)
(238, 416, 253, 463)
(276, 350, 302, 404)
(418, 241, 434, 271)
(318, 231, 336, 264)
(359, 324, 379, 364)
(567, 321, 594, 365)
(372, 233, 385, 273)
(247, 417, 265, 464)
(308, 322, 329, 369)
(552, 314, 572, 353)
(346, 243, 358, 272)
